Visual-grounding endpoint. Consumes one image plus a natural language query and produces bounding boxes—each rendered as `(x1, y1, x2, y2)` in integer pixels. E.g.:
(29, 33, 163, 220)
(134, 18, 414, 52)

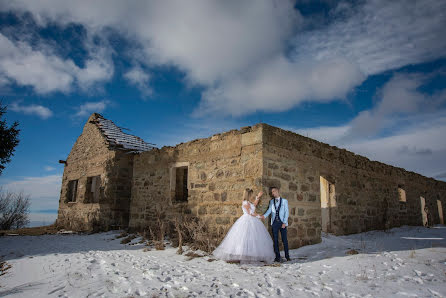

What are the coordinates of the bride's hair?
(243, 188, 254, 201)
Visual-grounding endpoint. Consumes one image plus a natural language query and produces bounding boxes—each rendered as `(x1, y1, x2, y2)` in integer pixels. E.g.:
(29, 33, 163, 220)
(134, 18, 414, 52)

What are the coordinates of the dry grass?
(120, 234, 137, 244)
(146, 208, 166, 250)
(346, 249, 359, 255)
(115, 232, 128, 239)
(357, 270, 369, 281)
(180, 217, 228, 254)
(0, 224, 59, 236)
(149, 227, 165, 250)
(184, 251, 204, 261)
(173, 217, 184, 255)
(0, 259, 12, 276)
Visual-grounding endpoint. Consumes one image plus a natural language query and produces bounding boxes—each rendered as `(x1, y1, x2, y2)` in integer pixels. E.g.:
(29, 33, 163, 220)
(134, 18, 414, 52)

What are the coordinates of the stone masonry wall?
(57, 115, 133, 231)
(262, 124, 446, 240)
(58, 117, 446, 247)
(129, 125, 266, 236)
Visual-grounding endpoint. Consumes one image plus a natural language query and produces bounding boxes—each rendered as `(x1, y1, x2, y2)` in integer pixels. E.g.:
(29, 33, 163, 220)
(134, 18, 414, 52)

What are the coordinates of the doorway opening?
(320, 176, 336, 233)
(170, 162, 189, 203)
(420, 196, 428, 226)
(437, 199, 444, 225)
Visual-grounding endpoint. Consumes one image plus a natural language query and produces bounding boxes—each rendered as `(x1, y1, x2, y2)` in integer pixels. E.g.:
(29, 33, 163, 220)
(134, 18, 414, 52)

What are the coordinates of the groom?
(261, 187, 290, 262)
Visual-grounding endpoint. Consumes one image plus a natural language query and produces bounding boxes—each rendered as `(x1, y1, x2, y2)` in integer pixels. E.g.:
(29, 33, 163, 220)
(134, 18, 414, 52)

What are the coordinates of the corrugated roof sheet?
(91, 114, 155, 153)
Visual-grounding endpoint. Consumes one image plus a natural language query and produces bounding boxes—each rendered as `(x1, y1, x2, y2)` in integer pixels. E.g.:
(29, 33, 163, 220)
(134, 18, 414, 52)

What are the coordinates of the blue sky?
(0, 0, 445, 226)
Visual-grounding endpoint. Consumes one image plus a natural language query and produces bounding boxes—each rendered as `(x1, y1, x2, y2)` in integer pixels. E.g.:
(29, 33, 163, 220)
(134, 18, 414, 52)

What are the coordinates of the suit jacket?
(263, 197, 289, 226)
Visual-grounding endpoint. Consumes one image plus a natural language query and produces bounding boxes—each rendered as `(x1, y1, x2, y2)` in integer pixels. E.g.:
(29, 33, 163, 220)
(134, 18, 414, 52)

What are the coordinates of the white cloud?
(345, 117, 446, 179)
(44, 166, 55, 171)
(292, 0, 446, 76)
(0, 174, 62, 214)
(1, 0, 445, 116)
(9, 102, 53, 119)
(1, 1, 299, 82)
(0, 33, 74, 93)
(196, 56, 364, 116)
(285, 69, 446, 180)
(343, 72, 446, 140)
(75, 100, 110, 117)
(1, 174, 61, 199)
(1, 0, 304, 112)
(292, 125, 351, 145)
(0, 32, 113, 94)
(124, 66, 152, 97)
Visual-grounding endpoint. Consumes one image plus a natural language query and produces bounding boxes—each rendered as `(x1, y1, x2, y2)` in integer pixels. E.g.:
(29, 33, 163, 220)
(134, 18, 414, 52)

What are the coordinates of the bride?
(213, 188, 275, 264)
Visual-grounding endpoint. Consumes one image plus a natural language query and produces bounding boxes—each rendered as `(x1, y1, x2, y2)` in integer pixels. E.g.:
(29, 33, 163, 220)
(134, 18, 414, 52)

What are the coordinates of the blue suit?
(263, 197, 289, 226)
(263, 197, 290, 261)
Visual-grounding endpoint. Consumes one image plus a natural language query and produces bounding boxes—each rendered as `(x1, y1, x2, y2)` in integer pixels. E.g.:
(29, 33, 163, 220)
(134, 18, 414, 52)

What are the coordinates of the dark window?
(175, 167, 188, 202)
(85, 176, 101, 203)
(67, 180, 78, 202)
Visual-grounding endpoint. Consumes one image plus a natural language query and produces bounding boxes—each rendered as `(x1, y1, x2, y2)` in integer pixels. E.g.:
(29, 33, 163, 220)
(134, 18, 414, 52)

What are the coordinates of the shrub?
(0, 258, 12, 276)
(0, 189, 30, 230)
(178, 217, 228, 254)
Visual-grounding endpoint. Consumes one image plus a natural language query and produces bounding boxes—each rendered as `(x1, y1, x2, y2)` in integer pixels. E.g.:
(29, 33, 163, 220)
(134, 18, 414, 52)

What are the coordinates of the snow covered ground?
(1, 226, 445, 297)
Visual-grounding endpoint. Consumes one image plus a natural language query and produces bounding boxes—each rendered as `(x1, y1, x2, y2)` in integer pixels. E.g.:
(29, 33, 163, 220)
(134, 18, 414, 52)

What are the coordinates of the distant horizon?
(27, 220, 55, 228)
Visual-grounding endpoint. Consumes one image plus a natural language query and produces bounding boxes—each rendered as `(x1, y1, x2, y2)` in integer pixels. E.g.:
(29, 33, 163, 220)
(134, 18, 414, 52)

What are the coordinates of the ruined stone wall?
(57, 116, 133, 231)
(262, 124, 446, 240)
(261, 126, 322, 248)
(129, 125, 265, 235)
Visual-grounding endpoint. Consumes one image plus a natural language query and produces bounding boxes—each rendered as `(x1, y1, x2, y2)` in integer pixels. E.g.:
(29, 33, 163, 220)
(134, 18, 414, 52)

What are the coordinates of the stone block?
(309, 194, 317, 202)
(289, 182, 297, 191)
(288, 228, 297, 237)
(268, 163, 279, 169)
(241, 130, 261, 147)
(198, 206, 207, 215)
(261, 178, 281, 189)
(307, 228, 316, 237)
(306, 209, 320, 216)
(221, 192, 227, 202)
(296, 193, 303, 201)
(216, 170, 224, 178)
(274, 171, 291, 181)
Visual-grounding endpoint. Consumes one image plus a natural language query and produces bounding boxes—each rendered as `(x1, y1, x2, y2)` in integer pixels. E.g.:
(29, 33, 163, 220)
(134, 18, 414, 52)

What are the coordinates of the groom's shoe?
(274, 258, 281, 263)
(286, 257, 291, 262)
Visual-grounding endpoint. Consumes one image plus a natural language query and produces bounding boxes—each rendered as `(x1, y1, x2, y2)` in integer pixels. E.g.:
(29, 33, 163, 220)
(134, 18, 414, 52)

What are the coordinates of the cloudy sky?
(0, 0, 445, 226)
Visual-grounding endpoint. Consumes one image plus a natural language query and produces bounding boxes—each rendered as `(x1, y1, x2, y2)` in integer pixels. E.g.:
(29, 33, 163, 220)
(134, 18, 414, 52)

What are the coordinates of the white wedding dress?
(213, 201, 275, 264)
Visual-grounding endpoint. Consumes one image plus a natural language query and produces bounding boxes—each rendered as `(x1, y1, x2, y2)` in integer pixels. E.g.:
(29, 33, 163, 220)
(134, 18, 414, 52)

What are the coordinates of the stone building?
(56, 113, 154, 231)
(57, 114, 446, 249)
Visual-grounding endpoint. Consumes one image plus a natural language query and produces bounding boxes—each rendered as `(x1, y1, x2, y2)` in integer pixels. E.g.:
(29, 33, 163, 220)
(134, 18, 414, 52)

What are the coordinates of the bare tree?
(0, 189, 30, 230)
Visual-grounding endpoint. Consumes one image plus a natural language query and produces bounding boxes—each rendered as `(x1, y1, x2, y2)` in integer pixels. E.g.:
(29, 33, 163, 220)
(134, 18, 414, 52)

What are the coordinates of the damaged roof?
(90, 113, 155, 153)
